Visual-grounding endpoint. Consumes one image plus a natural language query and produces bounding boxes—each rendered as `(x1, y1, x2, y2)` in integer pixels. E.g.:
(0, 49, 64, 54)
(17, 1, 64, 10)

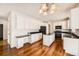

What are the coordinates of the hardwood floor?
(42, 39, 64, 56)
(0, 39, 73, 56)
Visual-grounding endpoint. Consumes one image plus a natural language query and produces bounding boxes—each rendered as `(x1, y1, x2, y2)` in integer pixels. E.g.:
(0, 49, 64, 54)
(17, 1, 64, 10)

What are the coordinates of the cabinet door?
(28, 19, 40, 29)
(17, 38, 24, 48)
(16, 15, 25, 30)
(71, 8, 79, 29)
(24, 37, 29, 44)
(34, 20, 40, 29)
(24, 16, 30, 29)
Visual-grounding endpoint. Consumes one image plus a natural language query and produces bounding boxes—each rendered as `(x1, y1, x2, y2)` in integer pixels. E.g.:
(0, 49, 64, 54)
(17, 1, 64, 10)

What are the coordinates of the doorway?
(0, 24, 3, 40)
(0, 24, 3, 48)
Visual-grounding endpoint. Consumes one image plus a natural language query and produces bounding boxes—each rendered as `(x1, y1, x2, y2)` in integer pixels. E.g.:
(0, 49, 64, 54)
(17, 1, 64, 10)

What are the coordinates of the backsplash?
(75, 29, 79, 36)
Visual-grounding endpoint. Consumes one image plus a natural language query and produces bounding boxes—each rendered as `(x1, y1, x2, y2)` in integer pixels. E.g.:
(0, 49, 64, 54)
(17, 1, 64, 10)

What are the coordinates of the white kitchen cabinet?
(16, 14, 41, 30)
(23, 36, 30, 44)
(63, 37, 79, 56)
(8, 11, 45, 48)
(28, 19, 40, 30)
(16, 36, 30, 49)
(30, 33, 42, 44)
(71, 8, 79, 30)
(43, 34, 55, 46)
(16, 14, 25, 30)
(16, 38, 24, 49)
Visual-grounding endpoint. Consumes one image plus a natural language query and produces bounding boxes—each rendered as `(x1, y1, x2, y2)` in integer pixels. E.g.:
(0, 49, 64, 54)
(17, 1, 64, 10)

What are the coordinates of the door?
(0, 24, 3, 40)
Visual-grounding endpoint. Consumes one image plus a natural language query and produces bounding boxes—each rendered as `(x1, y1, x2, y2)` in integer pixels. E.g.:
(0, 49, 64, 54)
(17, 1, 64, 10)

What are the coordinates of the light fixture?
(39, 3, 56, 15)
(39, 3, 48, 15)
(50, 4, 56, 14)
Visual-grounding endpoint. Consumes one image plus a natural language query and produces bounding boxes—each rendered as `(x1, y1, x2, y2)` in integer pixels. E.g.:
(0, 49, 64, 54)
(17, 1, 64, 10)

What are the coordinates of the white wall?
(0, 18, 8, 40)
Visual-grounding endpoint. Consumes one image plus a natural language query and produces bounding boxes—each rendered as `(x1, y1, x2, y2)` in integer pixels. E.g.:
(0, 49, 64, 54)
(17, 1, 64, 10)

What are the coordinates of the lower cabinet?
(63, 37, 79, 56)
(23, 36, 30, 44)
(16, 36, 30, 49)
(30, 33, 42, 44)
(43, 34, 55, 46)
(16, 38, 24, 49)
(15, 33, 42, 49)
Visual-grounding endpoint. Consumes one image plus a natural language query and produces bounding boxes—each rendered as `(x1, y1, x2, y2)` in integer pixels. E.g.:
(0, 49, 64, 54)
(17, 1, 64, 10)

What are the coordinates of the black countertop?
(16, 32, 41, 38)
(54, 31, 79, 39)
(16, 34, 30, 38)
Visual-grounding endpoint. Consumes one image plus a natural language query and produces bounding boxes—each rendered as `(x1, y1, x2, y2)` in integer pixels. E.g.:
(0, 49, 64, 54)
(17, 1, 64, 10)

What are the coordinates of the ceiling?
(0, 3, 79, 21)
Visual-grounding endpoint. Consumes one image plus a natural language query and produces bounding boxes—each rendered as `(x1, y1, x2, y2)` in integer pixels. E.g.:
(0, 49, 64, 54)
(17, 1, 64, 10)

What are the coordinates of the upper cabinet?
(16, 14, 25, 30)
(28, 18, 41, 30)
(15, 12, 42, 30)
(9, 11, 49, 34)
(71, 8, 79, 29)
